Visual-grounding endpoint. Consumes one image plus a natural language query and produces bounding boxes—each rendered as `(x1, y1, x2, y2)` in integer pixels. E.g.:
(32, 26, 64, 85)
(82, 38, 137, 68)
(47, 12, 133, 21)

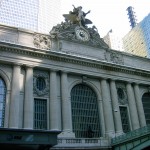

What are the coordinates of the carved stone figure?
(49, 5, 109, 48)
(33, 34, 51, 49)
(63, 5, 92, 27)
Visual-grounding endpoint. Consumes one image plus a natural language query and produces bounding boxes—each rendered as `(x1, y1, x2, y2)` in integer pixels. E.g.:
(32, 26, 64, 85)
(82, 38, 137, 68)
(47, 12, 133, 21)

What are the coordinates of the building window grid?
(34, 98, 47, 130)
(71, 84, 101, 138)
(0, 77, 6, 127)
(142, 93, 150, 125)
(119, 106, 130, 133)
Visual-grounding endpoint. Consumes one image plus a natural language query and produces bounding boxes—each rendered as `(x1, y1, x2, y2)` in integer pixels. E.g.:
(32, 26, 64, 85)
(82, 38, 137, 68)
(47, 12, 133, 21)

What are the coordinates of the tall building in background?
(0, 0, 61, 33)
(38, 0, 61, 33)
(126, 6, 138, 29)
(103, 29, 124, 51)
(123, 13, 150, 58)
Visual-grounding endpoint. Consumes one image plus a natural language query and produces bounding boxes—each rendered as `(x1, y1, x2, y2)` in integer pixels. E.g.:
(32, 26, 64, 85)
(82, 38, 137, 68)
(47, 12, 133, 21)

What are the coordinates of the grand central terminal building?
(0, 7, 150, 150)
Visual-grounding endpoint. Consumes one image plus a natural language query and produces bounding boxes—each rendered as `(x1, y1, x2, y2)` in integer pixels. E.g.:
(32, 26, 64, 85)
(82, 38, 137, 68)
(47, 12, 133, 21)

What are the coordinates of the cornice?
(0, 43, 150, 78)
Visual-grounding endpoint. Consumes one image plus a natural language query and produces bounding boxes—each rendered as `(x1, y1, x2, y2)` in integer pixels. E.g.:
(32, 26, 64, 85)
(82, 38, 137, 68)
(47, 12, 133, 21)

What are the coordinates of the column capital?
(49, 69, 59, 73)
(132, 82, 140, 86)
(109, 78, 116, 82)
(125, 81, 132, 85)
(12, 63, 22, 67)
(60, 70, 68, 75)
(100, 77, 108, 81)
(24, 65, 34, 68)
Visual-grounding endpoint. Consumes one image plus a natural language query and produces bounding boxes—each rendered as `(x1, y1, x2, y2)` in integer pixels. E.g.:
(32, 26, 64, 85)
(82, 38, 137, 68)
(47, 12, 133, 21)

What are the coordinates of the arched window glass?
(142, 92, 150, 125)
(36, 77, 46, 91)
(0, 77, 6, 127)
(71, 84, 101, 138)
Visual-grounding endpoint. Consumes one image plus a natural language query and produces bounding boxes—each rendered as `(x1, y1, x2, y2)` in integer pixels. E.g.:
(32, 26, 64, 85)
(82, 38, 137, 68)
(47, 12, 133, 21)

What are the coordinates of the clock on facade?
(75, 27, 90, 42)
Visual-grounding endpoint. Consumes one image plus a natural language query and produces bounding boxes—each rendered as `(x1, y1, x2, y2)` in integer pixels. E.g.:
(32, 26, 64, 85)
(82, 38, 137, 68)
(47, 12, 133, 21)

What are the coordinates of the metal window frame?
(0, 77, 6, 127)
(119, 105, 131, 133)
(142, 92, 150, 125)
(34, 98, 48, 130)
(71, 84, 101, 138)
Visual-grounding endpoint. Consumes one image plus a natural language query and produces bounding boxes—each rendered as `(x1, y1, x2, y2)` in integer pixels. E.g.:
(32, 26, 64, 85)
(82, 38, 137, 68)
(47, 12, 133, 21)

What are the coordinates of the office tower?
(123, 13, 150, 57)
(103, 29, 124, 51)
(127, 6, 138, 28)
(0, 0, 61, 33)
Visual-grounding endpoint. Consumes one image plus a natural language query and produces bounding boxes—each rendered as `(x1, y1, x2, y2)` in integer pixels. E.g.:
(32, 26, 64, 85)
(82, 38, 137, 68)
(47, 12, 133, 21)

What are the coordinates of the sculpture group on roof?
(63, 5, 92, 27)
(49, 5, 109, 48)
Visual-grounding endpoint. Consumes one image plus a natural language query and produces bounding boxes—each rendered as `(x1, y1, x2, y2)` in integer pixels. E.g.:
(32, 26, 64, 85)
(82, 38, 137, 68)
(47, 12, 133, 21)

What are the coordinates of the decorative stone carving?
(33, 34, 51, 49)
(33, 71, 49, 96)
(63, 5, 92, 27)
(116, 83, 128, 105)
(104, 51, 124, 65)
(49, 6, 109, 48)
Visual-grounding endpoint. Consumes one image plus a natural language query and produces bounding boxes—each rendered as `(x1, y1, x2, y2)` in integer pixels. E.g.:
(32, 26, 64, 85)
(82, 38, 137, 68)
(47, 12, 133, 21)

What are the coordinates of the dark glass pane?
(34, 99, 47, 130)
(120, 106, 130, 133)
(142, 93, 150, 125)
(0, 77, 6, 127)
(36, 77, 46, 91)
(117, 88, 125, 99)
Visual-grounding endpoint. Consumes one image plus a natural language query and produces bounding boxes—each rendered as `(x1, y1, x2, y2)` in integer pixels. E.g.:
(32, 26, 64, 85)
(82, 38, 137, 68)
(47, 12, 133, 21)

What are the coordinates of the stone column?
(24, 66, 33, 129)
(60, 72, 74, 137)
(110, 80, 123, 135)
(133, 83, 146, 127)
(49, 70, 60, 130)
(97, 99, 105, 137)
(9, 64, 21, 128)
(101, 79, 115, 137)
(126, 82, 140, 130)
(4, 90, 11, 128)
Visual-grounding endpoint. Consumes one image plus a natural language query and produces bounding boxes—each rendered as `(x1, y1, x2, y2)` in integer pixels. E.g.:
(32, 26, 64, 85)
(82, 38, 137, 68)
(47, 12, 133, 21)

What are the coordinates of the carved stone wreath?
(33, 34, 51, 49)
(33, 72, 49, 96)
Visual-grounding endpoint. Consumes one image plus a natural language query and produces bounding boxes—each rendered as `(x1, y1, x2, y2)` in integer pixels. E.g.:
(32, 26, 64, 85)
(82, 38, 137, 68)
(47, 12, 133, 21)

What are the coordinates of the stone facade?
(0, 23, 150, 149)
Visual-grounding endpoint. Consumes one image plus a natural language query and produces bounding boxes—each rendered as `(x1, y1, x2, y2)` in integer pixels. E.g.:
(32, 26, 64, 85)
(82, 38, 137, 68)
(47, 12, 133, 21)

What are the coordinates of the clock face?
(75, 29, 89, 41)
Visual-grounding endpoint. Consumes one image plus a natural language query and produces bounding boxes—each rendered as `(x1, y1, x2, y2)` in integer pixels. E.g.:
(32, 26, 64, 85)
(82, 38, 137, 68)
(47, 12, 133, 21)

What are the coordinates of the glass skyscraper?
(123, 13, 150, 58)
(141, 14, 150, 57)
(0, 0, 61, 33)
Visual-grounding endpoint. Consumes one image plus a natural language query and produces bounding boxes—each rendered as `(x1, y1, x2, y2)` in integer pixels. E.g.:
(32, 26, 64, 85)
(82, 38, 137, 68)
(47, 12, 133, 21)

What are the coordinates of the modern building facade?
(0, 9, 150, 149)
(103, 29, 124, 51)
(123, 13, 150, 58)
(0, 0, 61, 33)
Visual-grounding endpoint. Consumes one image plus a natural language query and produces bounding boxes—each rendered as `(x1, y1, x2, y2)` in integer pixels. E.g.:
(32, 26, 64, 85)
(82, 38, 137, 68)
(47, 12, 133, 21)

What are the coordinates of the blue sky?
(62, 0, 150, 38)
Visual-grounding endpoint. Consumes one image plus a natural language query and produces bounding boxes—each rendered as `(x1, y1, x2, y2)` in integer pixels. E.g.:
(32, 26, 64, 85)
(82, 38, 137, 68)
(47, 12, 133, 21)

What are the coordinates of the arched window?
(0, 77, 6, 127)
(71, 84, 101, 138)
(142, 92, 150, 125)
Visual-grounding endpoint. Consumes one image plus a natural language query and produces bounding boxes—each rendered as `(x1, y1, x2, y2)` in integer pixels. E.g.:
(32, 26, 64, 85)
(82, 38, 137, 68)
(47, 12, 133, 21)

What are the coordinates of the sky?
(61, 0, 150, 38)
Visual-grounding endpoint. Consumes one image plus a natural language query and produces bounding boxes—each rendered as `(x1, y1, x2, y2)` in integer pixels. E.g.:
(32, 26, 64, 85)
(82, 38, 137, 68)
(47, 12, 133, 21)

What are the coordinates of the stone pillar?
(49, 70, 60, 130)
(9, 64, 21, 128)
(126, 82, 140, 130)
(24, 66, 33, 129)
(110, 80, 123, 135)
(133, 83, 146, 127)
(101, 79, 115, 137)
(4, 90, 11, 128)
(60, 72, 74, 137)
(97, 99, 105, 137)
